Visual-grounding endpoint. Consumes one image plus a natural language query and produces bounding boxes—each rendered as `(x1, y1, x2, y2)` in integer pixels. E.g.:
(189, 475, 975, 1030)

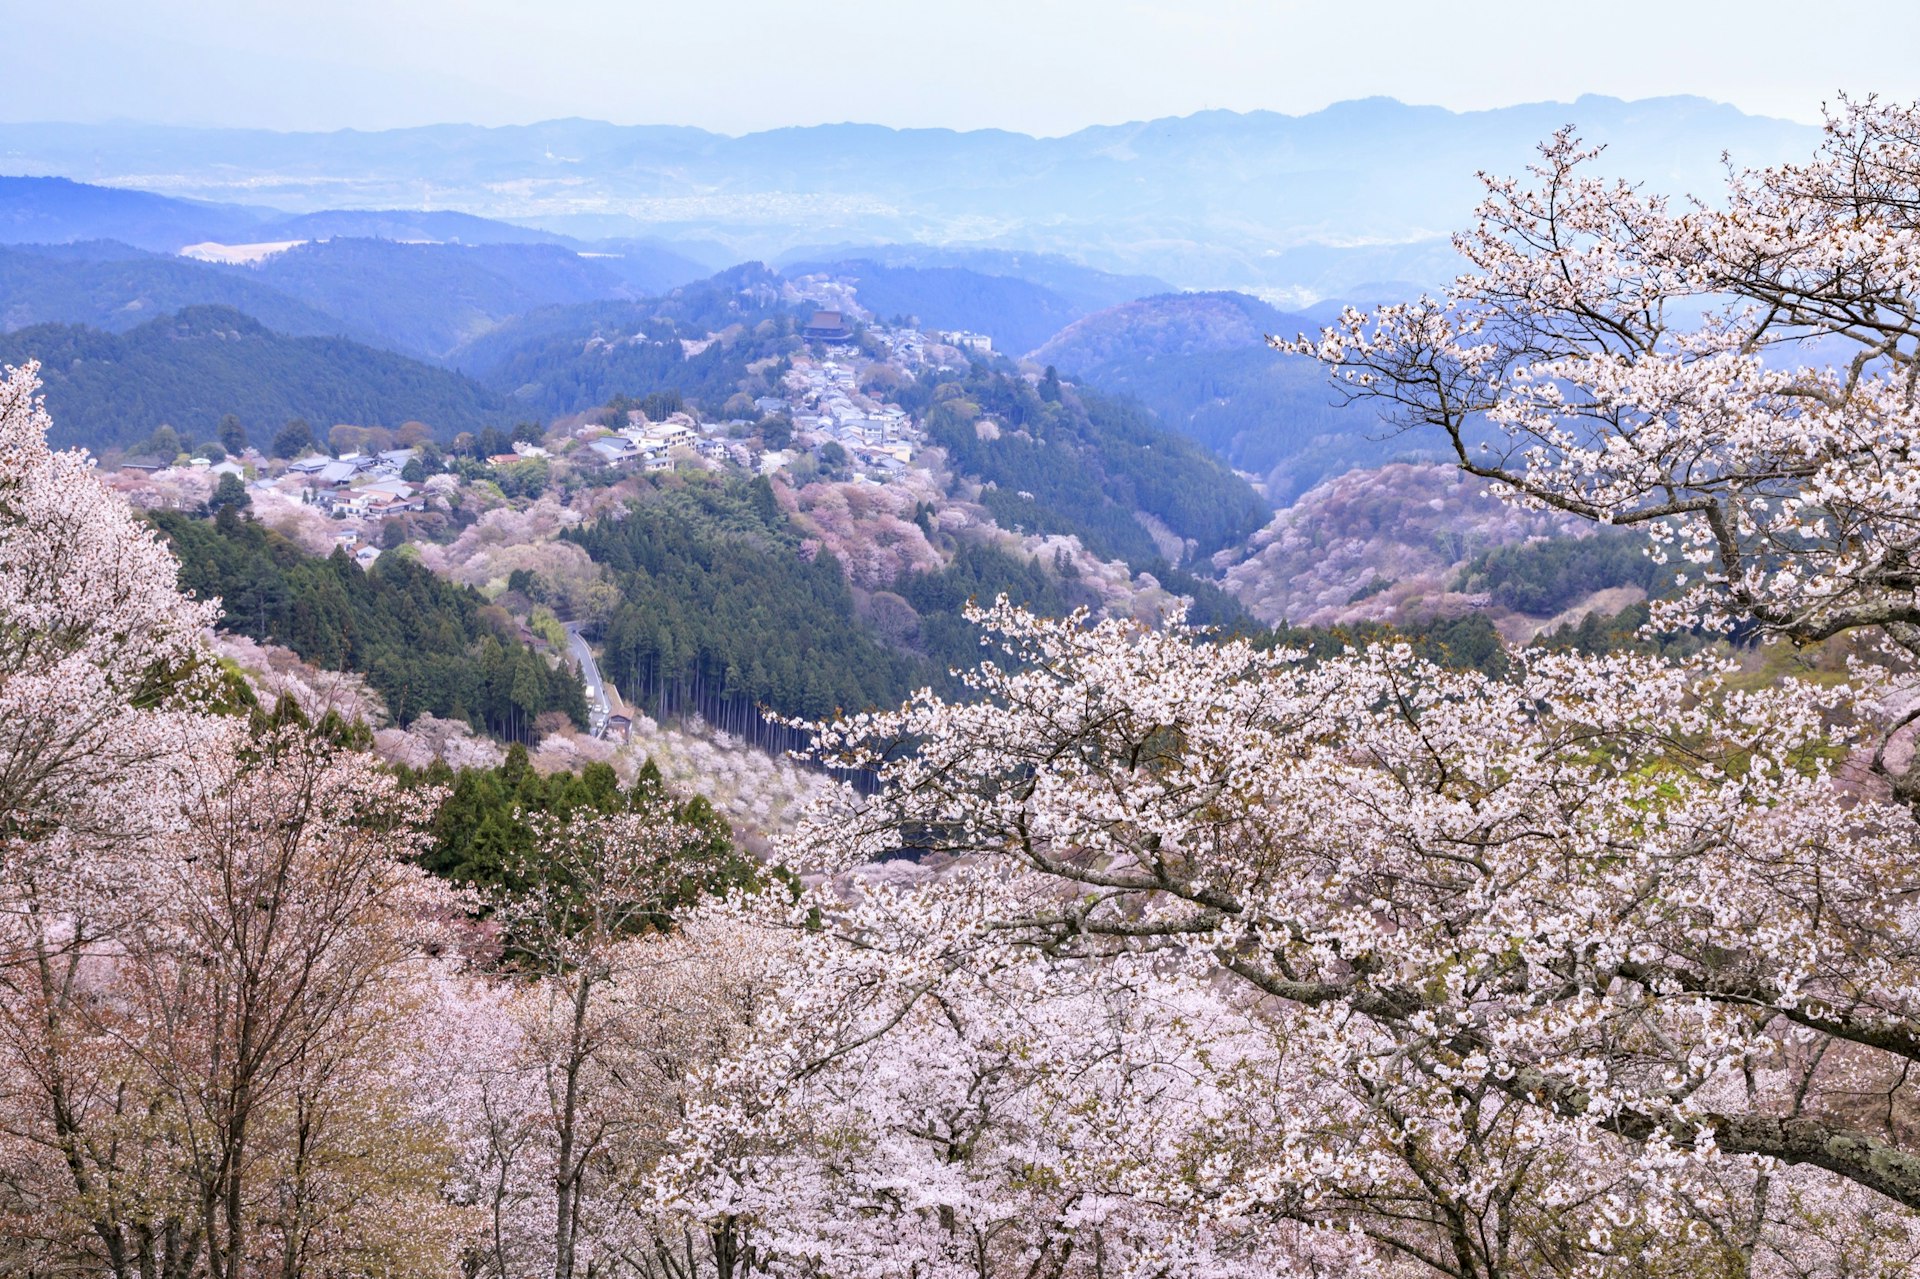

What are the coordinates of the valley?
(0, 154, 1676, 814)
(9, 28, 1918, 1268)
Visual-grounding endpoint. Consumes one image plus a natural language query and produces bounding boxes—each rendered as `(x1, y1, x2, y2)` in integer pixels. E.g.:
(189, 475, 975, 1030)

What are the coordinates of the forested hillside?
(0, 242, 360, 338)
(903, 364, 1269, 566)
(1033, 291, 1429, 498)
(0, 305, 507, 450)
(240, 238, 635, 359)
(154, 509, 585, 741)
(562, 473, 1198, 741)
(454, 265, 802, 415)
(567, 476, 919, 739)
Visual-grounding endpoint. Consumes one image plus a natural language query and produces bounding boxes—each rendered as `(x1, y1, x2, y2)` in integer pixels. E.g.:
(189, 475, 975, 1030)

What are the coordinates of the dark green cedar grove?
(152, 510, 586, 742)
(567, 476, 917, 742)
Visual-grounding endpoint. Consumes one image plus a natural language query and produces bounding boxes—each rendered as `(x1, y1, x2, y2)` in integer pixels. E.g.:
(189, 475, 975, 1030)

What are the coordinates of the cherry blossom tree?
(483, 809, 746, 1279)
(1284, 99, 1920, 658)
(737, 97, 1920, 1278)
(774, 601, 1920, 1275)
(0, 361, 229, 1273)
(0, 366, 473, 1278)
(668, 883, 1398, 1279)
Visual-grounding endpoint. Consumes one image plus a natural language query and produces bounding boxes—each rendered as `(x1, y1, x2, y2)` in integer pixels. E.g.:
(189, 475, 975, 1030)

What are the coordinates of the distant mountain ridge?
(0, 241, 364, 339)
(238, 239, 639, 360)
(0, 175, 271, 252)
(0, 181, 717, 360)
(1032, 291, 1298, 367)
(0, 305, 507, 451)
(0, 96, 1818, 298)
(1033, 290, 1461, 500)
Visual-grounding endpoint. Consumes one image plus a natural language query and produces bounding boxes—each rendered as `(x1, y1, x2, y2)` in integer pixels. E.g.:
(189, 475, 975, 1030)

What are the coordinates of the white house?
(641, 423, 695, 450)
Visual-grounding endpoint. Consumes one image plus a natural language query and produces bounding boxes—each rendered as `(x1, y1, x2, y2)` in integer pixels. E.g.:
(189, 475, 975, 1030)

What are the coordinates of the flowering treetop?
(1280, 98, 1920, 659)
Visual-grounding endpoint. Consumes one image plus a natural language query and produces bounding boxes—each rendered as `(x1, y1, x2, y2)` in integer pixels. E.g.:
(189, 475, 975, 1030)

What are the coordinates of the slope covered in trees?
(468, 310, 798, 418)
(567, 476, 919, 739)
(1032, 290, 1430, 498)
(902, 364, 1269, 566)
(153, 509, 585, 741)
(0, 241, 362, 338)
(239, 238, 636, 360)
(1453, 528, 1667, 615)
(453, 266, 802, 416)
(0, 305, 508, 451)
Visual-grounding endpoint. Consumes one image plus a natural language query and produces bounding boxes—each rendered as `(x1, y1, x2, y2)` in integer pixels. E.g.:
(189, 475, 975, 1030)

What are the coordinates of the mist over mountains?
(0, 93, 1827, 499)
(0, 96, 1815, 301)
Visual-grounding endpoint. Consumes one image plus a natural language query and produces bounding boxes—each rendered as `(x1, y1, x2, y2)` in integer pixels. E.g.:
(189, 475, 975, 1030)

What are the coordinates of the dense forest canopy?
(567, 476, 919, 737)
(0, 305, 507, 451)
(903, 363, 1269, 566)
(153, 509, 585, 741)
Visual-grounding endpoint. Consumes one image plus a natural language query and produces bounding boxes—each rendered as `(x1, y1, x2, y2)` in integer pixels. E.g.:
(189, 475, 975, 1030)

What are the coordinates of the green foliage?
(208, 472, 250, 516)
(137, 423, 185, 459)
(568, 476, 920, 736)
(1454, 530, 1666, 616)
(151, 510, 585, 741)
(399, 751, 751, 902)
(493, 457, 549, 499)
(1245, 612, 1512, 679)
(216, 413, 248, 454)
(273, 418, 316, 459)
(0, 306, 508, 453)
(1247, 603, 1711, 678)
(1531, 601, 1712, 661)
(638, 389, 683, 421)
(900, 366, 1268, 567)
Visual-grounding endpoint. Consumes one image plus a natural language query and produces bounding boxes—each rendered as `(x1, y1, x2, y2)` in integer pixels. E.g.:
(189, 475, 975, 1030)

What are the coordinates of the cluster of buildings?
(934, 329, 993, 354)
(330, 528, 384, 568)
(584, 417, 699, 472)
(285, 448, 427, 518)
(288, 447, 415, 486)
(773, 356, 921, 476)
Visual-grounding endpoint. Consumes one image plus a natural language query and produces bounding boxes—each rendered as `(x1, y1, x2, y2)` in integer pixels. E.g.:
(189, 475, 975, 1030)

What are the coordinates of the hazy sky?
(5, 0, 1916, 135)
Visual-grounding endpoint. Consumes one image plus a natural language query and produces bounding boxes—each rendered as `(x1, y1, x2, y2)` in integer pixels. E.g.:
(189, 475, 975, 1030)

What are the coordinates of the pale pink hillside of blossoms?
(1223, 461, 1578, 626)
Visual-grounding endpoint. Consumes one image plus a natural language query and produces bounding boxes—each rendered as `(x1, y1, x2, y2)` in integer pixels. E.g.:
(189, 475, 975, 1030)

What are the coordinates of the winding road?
(564, 622, 612, 735)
